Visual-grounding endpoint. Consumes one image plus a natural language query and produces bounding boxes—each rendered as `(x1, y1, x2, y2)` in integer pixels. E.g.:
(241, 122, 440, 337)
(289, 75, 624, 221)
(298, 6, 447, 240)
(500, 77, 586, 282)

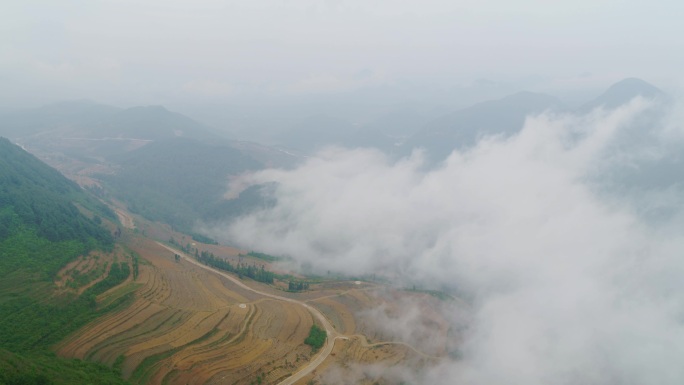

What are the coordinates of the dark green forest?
(0, 137, 130, 384)
(0, 138, 114, 248)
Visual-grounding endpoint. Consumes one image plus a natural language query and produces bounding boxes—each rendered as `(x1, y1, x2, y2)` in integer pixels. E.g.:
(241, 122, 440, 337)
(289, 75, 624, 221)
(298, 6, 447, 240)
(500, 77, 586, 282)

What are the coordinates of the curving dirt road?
(157, 242, 339, 385)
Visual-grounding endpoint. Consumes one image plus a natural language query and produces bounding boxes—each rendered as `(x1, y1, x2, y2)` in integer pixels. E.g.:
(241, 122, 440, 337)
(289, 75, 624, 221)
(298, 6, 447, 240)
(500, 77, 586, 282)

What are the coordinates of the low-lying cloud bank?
(213, 98, 684, 384)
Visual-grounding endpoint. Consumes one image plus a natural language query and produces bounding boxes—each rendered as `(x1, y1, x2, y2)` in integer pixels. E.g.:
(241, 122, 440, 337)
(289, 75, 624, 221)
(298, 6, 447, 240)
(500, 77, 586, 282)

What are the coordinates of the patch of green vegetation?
(0, 348, 131, 385)
(404, 287, 455, 301)
(189, 232, 218, 245)
(304, 325, 326, 351)
(244, 251, 282, 262)
(0, 262, 131, 352)
(130, 252, 139, 280)
(287, 281, 310, 292)
(112, 354, 126, 375)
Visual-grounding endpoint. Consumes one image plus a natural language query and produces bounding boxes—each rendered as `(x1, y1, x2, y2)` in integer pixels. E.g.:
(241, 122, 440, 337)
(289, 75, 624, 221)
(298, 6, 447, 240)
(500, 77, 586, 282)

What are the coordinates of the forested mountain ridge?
(0, 137, 130, 385)
(0, 137, 113, 249)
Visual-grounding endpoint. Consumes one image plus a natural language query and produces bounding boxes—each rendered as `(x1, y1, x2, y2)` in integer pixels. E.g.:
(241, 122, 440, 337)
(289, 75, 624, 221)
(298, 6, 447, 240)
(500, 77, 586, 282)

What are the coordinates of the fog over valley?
(2, 2, 684, 385)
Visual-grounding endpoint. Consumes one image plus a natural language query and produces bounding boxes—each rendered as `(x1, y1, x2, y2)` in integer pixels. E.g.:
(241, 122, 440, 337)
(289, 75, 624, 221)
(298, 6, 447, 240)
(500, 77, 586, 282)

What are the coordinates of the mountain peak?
(121, 105, 170, 115)
(581, 78, 668, 111)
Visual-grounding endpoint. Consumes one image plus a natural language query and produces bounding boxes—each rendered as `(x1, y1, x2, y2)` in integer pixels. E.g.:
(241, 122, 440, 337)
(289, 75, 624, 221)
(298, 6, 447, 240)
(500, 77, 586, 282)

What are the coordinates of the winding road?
(157, 242, 340, 385)
(157, 242, 440, 384)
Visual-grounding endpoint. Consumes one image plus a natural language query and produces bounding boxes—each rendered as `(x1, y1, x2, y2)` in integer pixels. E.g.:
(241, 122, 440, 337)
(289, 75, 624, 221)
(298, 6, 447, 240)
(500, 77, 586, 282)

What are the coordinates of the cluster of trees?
(304, 325, 326, 351)
(131, 254, 139, 279)
(196, 251, 275, 284)
(288, 281, 310, 292)
(190, 233, 218, 245)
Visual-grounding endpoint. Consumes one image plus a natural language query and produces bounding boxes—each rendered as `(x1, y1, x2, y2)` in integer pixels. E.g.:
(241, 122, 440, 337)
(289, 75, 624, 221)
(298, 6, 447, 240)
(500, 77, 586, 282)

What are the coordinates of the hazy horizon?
(3, 1, 684, 110)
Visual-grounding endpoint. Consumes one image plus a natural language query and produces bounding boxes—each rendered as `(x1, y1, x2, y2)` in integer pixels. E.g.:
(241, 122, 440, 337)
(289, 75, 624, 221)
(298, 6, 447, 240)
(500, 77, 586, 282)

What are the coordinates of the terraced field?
(56, 237, 316, 385)
(53, 210, 455, 385)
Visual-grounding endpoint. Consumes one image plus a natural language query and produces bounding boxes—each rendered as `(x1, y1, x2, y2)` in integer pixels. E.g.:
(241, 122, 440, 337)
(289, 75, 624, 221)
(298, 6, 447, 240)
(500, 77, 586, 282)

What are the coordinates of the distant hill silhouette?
(275, 113, 398, 154)
(403, 91, 564, 161)
(0, 100, 218, 140)
(101, 105, 215, 139)
(579, 78, 669, 112)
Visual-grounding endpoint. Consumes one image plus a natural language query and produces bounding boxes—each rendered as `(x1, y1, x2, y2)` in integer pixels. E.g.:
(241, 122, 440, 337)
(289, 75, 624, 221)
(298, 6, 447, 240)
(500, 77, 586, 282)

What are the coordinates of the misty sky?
(2, 0, 684, 107)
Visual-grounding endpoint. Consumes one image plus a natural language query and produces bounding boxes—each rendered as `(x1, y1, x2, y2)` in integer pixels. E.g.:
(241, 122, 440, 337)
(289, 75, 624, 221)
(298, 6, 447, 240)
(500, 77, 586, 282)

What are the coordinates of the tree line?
(196, 251, 275, 284)
(288, 281, 310, 292)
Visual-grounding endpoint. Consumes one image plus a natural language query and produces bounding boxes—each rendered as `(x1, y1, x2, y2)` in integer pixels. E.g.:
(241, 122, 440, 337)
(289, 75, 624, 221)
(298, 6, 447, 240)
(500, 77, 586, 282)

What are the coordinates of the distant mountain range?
(403, 91, 564, 161)
(0, 78, 671, 230)
(260, 77, 670, 162)
(0, 78, 667, 163)
(400, 77, 671, 162)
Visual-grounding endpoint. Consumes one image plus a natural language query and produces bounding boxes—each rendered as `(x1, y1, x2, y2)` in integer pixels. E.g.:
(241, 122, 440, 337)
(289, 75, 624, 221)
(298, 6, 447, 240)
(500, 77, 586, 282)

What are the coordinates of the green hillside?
(0, 137, 130, 384)
(101, 138, 268, 232)
(0, 137, 113, 278)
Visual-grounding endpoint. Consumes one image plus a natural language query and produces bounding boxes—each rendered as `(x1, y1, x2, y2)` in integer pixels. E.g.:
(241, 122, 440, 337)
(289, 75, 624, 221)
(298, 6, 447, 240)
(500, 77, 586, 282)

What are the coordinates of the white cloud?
(218, 99, 684, 383)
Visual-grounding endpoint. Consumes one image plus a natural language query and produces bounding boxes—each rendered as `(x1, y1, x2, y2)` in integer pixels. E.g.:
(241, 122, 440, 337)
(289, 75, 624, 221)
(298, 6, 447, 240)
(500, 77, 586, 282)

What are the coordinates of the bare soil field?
(56, 235, 316, 385)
